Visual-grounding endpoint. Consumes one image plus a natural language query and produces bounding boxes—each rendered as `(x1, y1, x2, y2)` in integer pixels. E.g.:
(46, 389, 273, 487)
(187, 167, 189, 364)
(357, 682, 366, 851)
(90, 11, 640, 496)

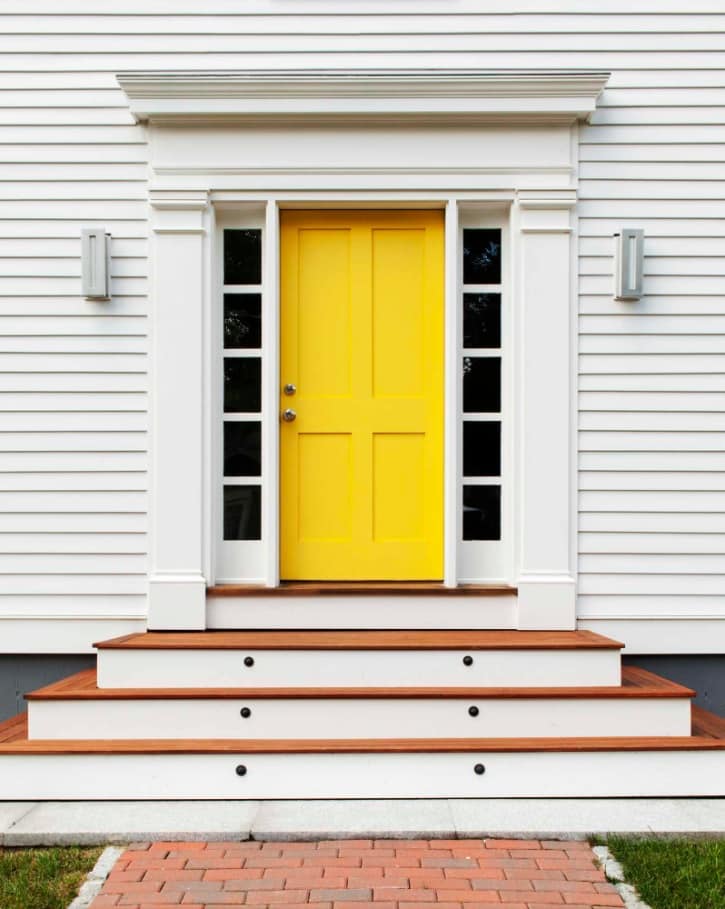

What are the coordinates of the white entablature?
(118, 69, 610, 126)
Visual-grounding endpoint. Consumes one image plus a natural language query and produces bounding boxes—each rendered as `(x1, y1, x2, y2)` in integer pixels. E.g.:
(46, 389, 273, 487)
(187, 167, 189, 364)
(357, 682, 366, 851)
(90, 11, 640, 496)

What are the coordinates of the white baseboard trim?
(578, 618, 725, 654)
(0, 618, 146, 654)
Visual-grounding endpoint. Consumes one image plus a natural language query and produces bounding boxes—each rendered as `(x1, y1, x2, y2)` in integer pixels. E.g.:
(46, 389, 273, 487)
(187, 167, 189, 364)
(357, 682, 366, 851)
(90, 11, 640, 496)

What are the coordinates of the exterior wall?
(0, 1, 723, 652)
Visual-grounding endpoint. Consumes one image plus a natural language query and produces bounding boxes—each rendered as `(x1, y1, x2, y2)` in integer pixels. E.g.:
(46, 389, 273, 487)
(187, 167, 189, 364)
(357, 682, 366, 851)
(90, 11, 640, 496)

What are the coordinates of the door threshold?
(207, 582, 516, 598)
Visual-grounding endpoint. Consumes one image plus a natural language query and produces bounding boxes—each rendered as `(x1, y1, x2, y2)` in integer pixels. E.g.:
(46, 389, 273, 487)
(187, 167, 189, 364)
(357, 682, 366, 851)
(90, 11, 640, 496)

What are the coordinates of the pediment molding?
(117, 69, 609, 126)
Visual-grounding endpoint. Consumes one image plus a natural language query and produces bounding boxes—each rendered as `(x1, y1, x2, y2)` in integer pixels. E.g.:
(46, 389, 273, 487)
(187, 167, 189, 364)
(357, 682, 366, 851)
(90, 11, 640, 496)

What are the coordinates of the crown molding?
(117, 69, 609, 126)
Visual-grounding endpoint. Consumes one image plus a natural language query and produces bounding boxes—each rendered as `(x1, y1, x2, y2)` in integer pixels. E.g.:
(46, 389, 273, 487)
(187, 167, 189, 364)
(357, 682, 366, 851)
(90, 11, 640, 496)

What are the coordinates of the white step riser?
(207, 595, 516, 630)
(28, 697, 692, 740)
(1, 751, 723, 799)
(97, 648, 621, 689)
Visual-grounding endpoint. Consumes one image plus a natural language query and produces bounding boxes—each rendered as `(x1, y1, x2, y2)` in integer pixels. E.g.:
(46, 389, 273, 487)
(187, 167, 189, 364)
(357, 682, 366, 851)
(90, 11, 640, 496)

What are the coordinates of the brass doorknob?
(282, 408, 297, 422)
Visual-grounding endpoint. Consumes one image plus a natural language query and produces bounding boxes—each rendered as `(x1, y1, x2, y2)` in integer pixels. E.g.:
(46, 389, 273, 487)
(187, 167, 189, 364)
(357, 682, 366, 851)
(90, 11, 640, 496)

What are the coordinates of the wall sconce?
(81, 228, 111, 300)
(613, 228, 644, 301)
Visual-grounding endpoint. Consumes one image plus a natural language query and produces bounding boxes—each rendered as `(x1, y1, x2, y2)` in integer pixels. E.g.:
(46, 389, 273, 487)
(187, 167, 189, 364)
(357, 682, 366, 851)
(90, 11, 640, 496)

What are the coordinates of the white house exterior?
(0, 0, 723, 799)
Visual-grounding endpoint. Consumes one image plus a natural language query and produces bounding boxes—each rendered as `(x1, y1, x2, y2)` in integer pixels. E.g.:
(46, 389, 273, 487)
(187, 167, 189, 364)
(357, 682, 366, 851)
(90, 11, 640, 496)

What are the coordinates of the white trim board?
(0, 618, 146, 655)
(580, 618, 725, 655)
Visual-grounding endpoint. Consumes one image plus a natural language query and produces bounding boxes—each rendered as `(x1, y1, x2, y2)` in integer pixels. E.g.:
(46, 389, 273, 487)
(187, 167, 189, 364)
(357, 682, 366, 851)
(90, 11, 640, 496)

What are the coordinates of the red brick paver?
(89, 840, 623, 909)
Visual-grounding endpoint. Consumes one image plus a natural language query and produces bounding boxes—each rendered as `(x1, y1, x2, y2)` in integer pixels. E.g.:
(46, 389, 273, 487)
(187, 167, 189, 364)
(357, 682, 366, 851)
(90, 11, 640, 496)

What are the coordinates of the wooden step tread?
(692, 705, 725, 740)
(1, 710, 723, 754)
(208, 583, 516, 598)
(26, 666, 694, 702)
(95, 629, 623, 651)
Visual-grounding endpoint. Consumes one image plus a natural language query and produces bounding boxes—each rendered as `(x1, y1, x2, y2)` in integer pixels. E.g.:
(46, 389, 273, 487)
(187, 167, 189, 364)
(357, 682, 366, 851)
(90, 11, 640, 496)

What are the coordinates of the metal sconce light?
(81, 228, 112, 300)
(613, 228, 644, 301)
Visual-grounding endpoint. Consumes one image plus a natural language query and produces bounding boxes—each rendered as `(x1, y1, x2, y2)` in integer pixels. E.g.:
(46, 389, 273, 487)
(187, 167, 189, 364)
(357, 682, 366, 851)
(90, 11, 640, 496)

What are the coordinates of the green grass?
(0, 846, 102, 909)
(605, 837, 725, 909)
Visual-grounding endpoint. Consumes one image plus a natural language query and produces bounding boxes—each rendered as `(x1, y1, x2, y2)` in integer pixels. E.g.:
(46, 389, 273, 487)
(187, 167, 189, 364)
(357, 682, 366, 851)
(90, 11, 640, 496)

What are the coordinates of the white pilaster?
(515, 194, 577, 629)
(148, 192, 210, 629)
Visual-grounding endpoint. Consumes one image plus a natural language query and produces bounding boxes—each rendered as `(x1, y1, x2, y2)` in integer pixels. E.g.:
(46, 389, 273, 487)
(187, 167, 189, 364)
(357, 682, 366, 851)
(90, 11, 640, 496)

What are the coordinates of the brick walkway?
(90, 839, 624, 909)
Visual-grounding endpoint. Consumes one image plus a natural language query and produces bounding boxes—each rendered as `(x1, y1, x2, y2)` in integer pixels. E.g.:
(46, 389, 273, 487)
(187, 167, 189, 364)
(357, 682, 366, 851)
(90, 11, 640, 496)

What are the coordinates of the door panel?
(280, 210, 444, 580)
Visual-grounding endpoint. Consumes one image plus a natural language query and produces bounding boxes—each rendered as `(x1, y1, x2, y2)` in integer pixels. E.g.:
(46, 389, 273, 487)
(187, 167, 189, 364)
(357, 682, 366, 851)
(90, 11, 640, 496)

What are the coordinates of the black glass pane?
(463, 293, 501, 349)
(224, 294, 261, 349)
(224, 229, 261, 285)
(463, 357, 501, 413)
(224, 485, 261, 540)
(224, 358, 261, 413)
(463, 485, 501, 541)
(224, 422, 261, 477)
(463, 228, 501, 285)
(463, 421, 501, 477)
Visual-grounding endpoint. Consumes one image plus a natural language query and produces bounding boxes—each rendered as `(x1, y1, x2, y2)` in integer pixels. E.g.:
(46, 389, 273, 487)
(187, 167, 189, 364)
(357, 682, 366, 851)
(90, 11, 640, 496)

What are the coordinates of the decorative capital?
(149, 191, 209, 234)
(517, 191, 576, 234)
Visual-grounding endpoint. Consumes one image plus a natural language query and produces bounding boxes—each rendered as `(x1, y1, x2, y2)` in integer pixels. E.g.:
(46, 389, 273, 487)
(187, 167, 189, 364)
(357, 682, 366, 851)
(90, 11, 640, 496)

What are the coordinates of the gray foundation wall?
(621, 655, 725, 717)
(0, 655, 95, 723)
(0, 653, 723, 724)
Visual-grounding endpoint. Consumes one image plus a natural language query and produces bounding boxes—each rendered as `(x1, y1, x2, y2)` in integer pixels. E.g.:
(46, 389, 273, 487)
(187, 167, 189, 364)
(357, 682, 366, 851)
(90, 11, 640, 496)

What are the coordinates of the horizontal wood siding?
(576, 12, 725, 636)
(0, 1, 722, 648)
(0, 7, 148, 647)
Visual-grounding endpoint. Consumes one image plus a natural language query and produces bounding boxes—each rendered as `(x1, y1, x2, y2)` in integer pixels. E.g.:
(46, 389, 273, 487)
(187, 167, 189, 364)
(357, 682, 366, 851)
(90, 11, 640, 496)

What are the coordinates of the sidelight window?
(221, 228, 263, 554)
(457, 215, 508, 583)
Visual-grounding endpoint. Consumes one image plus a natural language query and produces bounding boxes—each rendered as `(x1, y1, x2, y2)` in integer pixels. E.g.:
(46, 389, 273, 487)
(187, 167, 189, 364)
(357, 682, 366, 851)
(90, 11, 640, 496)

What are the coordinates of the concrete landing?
(0, 799, 722, 846)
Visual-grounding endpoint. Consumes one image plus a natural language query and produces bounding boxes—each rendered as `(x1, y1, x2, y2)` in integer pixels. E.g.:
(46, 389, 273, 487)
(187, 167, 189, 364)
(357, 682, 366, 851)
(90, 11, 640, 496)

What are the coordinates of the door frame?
(120, 68, 606, 630)
(155, 193, 575, 630)
(198, 191, 571, 630)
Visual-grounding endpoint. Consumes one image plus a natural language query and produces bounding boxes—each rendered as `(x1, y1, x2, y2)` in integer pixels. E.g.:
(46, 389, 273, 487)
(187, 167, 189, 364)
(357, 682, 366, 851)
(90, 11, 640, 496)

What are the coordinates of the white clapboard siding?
(579, 448, 723, 475)
(0, 2, 723, 650)
(580, 374, 725, 393)
(0, 472, 146, 491)
(0, 259, 145, 278)
(0, 0, 149, 648)
(577, 30, 725, 636)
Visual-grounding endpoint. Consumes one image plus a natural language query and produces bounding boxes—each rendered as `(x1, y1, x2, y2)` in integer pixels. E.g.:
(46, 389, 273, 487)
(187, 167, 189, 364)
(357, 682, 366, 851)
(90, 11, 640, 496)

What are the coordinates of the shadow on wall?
(0, 655, 95, 723)
(623, 655, 725, 717)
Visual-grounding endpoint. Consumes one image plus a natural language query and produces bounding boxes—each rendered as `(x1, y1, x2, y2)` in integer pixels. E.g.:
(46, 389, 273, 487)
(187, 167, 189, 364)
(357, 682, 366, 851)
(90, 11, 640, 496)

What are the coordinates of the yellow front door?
(280, 210, 444, 580)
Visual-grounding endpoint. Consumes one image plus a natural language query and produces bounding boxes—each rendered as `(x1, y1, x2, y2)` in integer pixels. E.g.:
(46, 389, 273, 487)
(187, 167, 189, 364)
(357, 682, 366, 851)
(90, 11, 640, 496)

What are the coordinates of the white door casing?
(119, 69, 609, 630)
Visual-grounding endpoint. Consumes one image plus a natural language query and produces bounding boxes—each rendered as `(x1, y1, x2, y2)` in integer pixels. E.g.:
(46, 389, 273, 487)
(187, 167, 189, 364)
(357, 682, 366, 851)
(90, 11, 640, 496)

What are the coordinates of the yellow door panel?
(298, 433, 352, 542)
(372, 228, 425, 398)
(373, 433, 426, 543)
(280, 210, 444, 580)
(298, 229, 351, 398)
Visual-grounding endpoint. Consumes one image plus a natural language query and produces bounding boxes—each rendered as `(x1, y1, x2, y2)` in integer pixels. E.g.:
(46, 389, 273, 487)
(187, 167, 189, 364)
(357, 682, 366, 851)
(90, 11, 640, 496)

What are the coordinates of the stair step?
(95, 631, 623, 689)
(96, 630, 622, 650)
(26, 665, 690, 701)
(4, 706, 725, 752)
(0, 709, 723, 799)
(26, 667, 694, 740)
